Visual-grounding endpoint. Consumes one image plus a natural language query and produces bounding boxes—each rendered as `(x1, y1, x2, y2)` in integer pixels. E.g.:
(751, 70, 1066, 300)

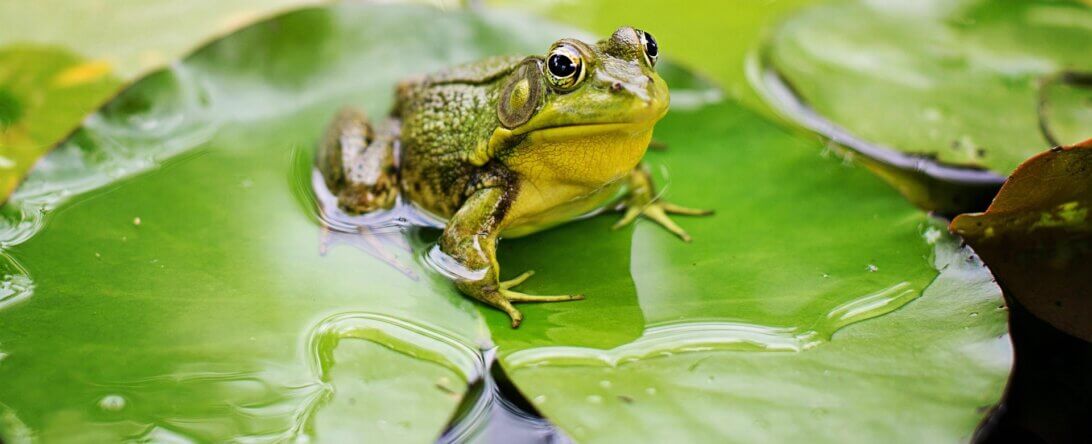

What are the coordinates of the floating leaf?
(0, 3, 1013, 443)
(485, 96, 1011, 442)
(0, 5, 580, 441)
(758, 0, 1092, 213)
(952, 139, 1092, 341)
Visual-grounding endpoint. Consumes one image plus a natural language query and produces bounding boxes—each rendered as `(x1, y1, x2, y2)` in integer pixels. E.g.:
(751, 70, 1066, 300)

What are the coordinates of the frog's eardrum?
(498, 59, 545, 129)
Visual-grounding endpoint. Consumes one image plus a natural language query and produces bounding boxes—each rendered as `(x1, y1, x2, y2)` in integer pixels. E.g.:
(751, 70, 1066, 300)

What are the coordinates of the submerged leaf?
(952, 138, 1092, 341)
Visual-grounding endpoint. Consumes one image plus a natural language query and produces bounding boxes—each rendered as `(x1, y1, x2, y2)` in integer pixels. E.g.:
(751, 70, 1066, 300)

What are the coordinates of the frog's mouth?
(522, 121, 654, 142)
(488, 93, 669, 152)
(516, 103, 670, 141)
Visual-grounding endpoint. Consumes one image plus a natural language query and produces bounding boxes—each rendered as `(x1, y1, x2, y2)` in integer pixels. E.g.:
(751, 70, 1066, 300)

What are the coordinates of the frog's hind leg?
(317, 107, 400, 213)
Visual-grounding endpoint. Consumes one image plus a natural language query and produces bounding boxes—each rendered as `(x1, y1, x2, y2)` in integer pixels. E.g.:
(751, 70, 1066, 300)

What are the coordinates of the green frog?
(317, 27, 710, 327)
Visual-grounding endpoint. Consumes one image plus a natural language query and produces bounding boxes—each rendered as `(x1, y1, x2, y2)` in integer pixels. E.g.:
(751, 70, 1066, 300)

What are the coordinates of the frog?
(317, 27, 711, 327)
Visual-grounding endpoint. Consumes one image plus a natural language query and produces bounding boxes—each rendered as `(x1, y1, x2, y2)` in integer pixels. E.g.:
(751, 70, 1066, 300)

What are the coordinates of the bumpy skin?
(318, 27, 710, 327)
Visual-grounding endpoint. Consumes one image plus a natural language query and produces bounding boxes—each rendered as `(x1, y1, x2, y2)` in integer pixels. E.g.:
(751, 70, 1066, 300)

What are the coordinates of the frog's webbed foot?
(459, 271, 584, 328)
(613, 201, 712, 242)
(443, 187, 584, 328)
(500, 271, 583, 302)
(613, 167, 713, 242)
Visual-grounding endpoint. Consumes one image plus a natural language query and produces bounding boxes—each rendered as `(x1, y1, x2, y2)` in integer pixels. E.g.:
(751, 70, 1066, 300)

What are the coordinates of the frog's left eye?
(637, 29, 658, 67)
(545, 45, 585, 91)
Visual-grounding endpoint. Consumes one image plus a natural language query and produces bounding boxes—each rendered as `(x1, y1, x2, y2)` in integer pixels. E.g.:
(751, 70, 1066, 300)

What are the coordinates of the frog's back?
(394, 56, 523, 217)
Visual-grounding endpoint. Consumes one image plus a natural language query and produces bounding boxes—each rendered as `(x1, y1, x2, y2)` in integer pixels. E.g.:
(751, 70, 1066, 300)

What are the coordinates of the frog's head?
(496, 27, 669, 140)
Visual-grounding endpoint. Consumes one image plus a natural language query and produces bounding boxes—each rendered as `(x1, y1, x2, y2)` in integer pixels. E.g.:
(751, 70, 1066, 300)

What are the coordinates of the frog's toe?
(504, 303, 524, 328)
(500, 270, 535, 290)
(504, 290, 585, 303)
(643, 204, 693, 242)
(487, 294, 523, 328)
(661, 202, 714, 216)
(493, 289, 580, 328)
(612, 206, 642, 230)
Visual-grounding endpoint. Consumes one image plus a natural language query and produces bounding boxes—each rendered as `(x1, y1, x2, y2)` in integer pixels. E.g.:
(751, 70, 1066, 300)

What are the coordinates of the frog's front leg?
(613, 165, 713, 242)
(441, 185, 583, 328)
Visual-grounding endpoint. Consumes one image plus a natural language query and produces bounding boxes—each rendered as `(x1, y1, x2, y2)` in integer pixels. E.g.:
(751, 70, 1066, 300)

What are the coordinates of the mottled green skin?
(319, 27, 710, 327)
(396, 55, 524, 217)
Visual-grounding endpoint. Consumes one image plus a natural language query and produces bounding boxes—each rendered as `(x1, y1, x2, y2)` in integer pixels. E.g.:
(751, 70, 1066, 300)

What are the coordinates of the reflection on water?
(0, 253, 31, 311)
(54, 312, 489, 442)
(0, 401, 32, 444)
(57, 310, 574, 443)
(440, 349, 571, 444)
(306, 312, 484, 385)
(297, 144, 446, 281)
(302, 312, 487, 442)
(95, 369, 321, 442)
(424, 245, 489, 282)
(504, 280, 921, 369)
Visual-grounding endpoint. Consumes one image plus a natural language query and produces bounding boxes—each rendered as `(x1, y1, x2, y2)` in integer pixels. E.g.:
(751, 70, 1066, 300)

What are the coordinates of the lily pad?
(484, 94, 1012, 441)
(952, 138, 1092, 341)
(0, 5, 582, 442)
(0, 3, 1013, 443)
(0, 0, 324, 204)
(758, 0, 1092, 213)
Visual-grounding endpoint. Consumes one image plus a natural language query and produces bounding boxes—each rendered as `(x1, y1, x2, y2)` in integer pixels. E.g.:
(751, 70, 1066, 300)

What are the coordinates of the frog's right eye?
(545, 45, 585, 90)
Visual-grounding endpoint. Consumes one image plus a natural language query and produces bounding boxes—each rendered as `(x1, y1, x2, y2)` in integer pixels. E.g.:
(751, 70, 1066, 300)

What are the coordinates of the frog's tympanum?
(318, 27, 710, 327)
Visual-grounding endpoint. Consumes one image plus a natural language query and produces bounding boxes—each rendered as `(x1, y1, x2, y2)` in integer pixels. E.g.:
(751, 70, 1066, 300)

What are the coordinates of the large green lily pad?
(0, 5, 580, 442)
(758, 0, 1092, 212)
(0, 3, 1012, 443)
(486, 94, 1011, 442)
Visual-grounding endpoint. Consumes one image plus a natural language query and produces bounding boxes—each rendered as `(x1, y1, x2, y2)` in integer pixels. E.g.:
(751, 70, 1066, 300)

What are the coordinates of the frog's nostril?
(610, 82, 623, 93)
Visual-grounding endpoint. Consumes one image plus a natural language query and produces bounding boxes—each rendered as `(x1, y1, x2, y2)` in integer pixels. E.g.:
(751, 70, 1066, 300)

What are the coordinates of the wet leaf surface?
(0, 5, 580, 442)
(487, 97, 1011, 443)
(759, 0, 1092, 212)
(0, 46, 122, 200)
(952, 139, 1092, 341)
(0, 0, 323, 203)
(0, 3, 1013, 443)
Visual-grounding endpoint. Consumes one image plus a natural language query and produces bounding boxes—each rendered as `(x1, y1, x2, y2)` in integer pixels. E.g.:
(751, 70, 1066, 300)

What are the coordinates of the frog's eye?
(545, 45, 585, 90)
(637, 29, 658, 67)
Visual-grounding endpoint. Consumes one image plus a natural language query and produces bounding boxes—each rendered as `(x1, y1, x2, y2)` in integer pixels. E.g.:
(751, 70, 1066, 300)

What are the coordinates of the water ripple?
(505, 281, 922, 369)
